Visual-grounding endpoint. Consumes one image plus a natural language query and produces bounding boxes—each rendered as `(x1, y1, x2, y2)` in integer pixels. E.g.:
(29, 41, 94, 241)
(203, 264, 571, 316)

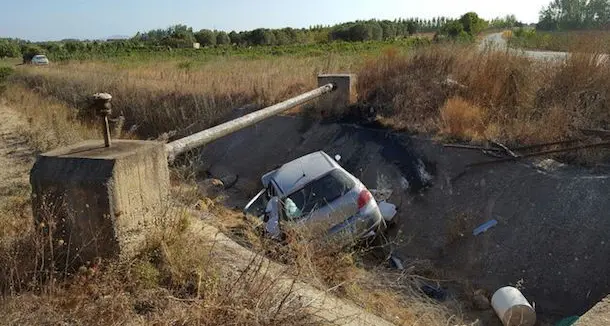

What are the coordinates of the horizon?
(2, 0, 552, 42)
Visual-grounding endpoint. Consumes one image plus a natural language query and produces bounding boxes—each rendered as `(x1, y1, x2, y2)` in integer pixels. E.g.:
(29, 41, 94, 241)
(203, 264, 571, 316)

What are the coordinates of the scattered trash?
(473, 219, 498, 236)
(420, 282, 447, 301)
(400, 177, 410, 190)
(491, 286, 536, 326)
(389, 255, 404, 270)
(378, 201, 397, 223)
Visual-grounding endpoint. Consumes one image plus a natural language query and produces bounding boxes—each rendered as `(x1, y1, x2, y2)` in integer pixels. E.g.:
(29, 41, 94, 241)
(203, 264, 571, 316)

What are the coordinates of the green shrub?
(0, 40, 21, 58)
(0, 66, 14, 94)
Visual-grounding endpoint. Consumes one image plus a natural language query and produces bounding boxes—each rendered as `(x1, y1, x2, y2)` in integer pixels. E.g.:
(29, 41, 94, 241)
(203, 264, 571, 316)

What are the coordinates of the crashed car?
(243, 151, 395, 239)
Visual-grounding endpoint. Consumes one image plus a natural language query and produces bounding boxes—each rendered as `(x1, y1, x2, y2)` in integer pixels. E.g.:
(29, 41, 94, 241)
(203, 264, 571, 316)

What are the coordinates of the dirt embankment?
(198, 115, 610, 320)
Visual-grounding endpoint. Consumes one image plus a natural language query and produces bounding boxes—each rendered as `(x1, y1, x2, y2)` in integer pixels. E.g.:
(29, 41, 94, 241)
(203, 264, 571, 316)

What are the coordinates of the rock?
(197, 178, 225, 197)
(473, 289, 491, 310)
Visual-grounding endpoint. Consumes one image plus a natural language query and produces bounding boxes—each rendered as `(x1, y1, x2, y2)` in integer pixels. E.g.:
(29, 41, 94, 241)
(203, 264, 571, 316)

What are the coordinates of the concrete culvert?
(198, 114, 610, 323)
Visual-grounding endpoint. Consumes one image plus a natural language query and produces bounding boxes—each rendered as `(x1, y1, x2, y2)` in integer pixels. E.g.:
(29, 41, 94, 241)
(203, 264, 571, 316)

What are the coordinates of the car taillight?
(357, 189, 372, 209)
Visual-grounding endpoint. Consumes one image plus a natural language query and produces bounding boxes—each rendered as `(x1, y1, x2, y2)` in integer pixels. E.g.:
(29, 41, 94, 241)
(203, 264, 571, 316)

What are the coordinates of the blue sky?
(1, 0, 552, 41)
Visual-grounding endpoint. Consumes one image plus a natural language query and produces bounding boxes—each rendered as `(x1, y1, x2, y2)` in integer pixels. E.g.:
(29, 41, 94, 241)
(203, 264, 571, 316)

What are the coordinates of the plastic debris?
(378, 201, 397, 222)
(473, 219, 498, 236)
(420, 283, 447, 301)
(389, 255, 404, 270)
(555, 316, 579, 326)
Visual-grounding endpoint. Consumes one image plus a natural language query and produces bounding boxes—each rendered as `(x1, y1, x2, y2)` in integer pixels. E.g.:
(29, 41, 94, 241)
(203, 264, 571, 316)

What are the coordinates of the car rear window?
(285, 169, 355, 217)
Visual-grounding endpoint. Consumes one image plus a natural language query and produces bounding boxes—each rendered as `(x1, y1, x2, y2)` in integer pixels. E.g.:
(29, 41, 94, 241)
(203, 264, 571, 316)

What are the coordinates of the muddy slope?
(198, 115, 609, 318)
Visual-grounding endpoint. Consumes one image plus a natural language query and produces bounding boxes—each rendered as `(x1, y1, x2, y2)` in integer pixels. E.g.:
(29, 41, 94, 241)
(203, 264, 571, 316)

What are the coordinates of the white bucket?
(491, 286, 536, 326)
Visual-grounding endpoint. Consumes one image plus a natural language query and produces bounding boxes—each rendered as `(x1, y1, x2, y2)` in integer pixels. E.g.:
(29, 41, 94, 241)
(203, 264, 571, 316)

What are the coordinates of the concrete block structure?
(30, 140, 169, 265)
(317, 74, 357, 117)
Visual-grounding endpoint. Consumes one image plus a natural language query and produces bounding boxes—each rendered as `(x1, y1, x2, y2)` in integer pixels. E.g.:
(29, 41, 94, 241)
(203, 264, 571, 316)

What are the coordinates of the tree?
(65, 41, 85, 53)
(380, 20, 397, 39)
(459, 12, 488, 36)
(169, 24, 195, 43)
(369, 21, 383, 41)
(349, 23, 373, 41)
(228, 31, 242, 45)
(21, 44, 44, 63)
(0, 40, 20, 58)
(194, 29, 216, 46)
(216, 31, 231, 45)
(248, 29, 276, 45)
(406, 21, 418, 35)
(538, 0, 610, 30)
(273, 29, 291, 45)
(440, 20, 465, 38)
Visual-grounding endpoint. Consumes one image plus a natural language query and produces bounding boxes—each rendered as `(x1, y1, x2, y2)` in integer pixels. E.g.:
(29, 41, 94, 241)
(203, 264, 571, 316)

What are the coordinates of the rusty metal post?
(92, 93, 113, 147)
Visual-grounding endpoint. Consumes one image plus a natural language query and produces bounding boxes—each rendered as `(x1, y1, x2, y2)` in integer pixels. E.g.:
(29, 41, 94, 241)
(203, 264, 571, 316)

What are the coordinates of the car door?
(243, 189, 268, 220)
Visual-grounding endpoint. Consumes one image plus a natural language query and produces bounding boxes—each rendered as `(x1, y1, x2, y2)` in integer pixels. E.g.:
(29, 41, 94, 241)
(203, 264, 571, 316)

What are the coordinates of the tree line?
(0, 12, 494, 60)
(135, 17, 458, 48)
(538, 0, 610, 30)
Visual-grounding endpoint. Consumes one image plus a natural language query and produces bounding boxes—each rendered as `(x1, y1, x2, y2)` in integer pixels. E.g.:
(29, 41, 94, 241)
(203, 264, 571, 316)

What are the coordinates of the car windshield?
(284, 169, 354, 219)
(33, 55, 46, 59)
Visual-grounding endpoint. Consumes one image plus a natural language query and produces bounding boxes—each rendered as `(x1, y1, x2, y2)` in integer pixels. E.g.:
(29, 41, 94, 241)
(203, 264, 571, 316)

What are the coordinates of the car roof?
(33, 54, 47, 58)
(262, 151, 339, 195)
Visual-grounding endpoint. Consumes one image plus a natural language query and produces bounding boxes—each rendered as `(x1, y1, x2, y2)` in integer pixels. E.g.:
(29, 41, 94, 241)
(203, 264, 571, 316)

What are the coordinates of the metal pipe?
(443, 144, 504, 152)
(102, 116, 111, 147)
(166, 83, 335, 161)
(510, 138, 589, 151)
(465, 141, 610, 168)
(91, 93, 113, 148)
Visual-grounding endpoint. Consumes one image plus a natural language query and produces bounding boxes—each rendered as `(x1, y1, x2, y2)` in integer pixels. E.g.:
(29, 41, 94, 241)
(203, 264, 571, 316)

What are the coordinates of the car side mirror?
(334, 154, 341, 162)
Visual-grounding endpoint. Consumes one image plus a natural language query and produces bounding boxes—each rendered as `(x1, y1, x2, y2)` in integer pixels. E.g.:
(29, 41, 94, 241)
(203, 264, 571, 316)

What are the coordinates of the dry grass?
(3, 40, 608, 324)
(3, 84, 99, 152)
(12, 55, 361, 139)
(0, 89, 317, 325)
(12, 44, 608, 153)
(0, 209, 318, 326)
(359, 44, 609, 151)
(439, 97, 486, 141)
(204, 196, 463, 325)
(0, 87, 462, 325)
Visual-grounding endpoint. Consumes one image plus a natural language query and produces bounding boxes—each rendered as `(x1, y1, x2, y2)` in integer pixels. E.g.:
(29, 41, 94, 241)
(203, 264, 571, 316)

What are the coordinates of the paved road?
(481, 33, 569, 61)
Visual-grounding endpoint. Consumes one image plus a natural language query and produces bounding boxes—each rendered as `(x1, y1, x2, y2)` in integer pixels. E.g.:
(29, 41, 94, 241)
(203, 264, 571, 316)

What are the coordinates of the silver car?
(244, 151, 386, 239)
(31, 54, 49, 65)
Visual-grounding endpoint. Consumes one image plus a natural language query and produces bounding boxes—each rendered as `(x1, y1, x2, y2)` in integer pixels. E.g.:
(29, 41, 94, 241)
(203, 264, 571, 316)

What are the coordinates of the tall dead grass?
(12, 55, 360, 139)
(206, 200, 463, 326)
(0, 209, 317, 325)
(0, 85, 462, 325)
(3, 84, 99, 152)
(359, 45, 609, 147)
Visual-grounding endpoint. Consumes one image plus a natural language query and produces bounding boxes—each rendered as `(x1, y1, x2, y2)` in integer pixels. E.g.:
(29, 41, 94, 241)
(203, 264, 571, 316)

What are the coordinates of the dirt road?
(0, 103, 34, 201)
(0, 102, 36, 238)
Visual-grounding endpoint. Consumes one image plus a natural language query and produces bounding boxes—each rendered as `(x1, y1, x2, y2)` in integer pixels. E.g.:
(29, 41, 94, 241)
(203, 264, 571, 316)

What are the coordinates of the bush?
(0, 66, 14, 94)
(0, 40, 20, 58)
(20, 44, 45, 63)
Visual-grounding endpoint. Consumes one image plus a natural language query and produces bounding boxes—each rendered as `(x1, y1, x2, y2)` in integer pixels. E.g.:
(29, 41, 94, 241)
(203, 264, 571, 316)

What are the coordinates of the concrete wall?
(30, 140, 170, 265)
